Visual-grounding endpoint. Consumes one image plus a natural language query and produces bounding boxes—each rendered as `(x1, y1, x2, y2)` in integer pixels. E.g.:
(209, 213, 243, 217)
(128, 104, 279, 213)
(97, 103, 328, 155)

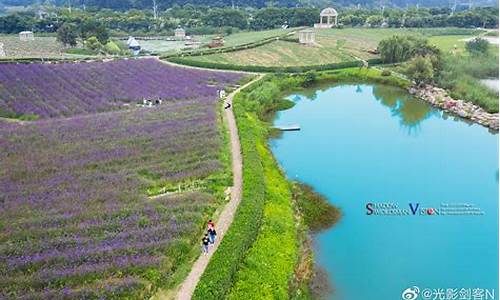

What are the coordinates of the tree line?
(3, 0, 498, 10)
(0, 5, 497, 35)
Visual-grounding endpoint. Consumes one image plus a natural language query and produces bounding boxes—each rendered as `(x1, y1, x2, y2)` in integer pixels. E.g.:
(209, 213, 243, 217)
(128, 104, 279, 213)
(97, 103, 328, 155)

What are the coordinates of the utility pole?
(450, 0, 457, 16)
(152, 0, 158, 19)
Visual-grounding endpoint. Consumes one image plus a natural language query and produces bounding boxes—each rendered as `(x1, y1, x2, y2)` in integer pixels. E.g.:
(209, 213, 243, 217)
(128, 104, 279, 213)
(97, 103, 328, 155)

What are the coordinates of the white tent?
(127, 37, 141, 56)
(127, 36, 140, 47)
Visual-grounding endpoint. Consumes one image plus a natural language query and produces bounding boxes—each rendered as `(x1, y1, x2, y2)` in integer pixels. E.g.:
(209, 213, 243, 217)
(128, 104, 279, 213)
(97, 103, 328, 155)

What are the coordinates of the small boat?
(275, 125, 300, 131)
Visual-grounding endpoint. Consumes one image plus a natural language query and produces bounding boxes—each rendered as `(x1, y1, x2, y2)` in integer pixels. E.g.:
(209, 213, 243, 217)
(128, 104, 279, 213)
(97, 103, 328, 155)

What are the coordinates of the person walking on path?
(202, 234, 210, 255)
(208, 227, 217, 245)
(207, 220, 215, 230)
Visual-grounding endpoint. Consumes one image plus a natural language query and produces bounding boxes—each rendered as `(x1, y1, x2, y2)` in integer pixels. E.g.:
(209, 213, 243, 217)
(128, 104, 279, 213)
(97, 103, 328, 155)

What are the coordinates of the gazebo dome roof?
(320, 7, 338, 16)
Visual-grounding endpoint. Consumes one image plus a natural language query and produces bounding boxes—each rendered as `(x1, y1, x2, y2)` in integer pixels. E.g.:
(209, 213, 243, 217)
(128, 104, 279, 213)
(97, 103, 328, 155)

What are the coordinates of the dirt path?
(174, 75, 263, 300)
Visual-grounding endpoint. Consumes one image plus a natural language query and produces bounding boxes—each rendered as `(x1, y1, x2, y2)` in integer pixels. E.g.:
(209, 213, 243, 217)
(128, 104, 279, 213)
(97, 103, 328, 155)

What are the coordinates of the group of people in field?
(201, 219, 217, 255)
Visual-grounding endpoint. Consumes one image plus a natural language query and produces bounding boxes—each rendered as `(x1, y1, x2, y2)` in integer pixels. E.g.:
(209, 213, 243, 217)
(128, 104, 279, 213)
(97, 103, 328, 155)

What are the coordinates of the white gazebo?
(0, 42, 5, 57)
(19, 31, 34, 41)
(314, 7, 338, 29)
(175, 27, 186, 40)
(298, 29, 315, 46)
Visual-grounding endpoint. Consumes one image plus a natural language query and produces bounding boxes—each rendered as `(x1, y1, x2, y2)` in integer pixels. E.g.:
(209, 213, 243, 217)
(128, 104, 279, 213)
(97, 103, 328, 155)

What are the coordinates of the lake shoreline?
(272, 78, 498, 299)
(409, 84, 499, 131)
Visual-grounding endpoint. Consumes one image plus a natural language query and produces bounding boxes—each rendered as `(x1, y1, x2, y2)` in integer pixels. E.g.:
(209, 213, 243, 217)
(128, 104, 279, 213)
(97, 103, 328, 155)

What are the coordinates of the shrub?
(465, 37, 489, 55)
(85, 36, 103, 51)
(381, 69, 392, 76)
(303, 70, 318, 87)
(104, 40, 121, 55)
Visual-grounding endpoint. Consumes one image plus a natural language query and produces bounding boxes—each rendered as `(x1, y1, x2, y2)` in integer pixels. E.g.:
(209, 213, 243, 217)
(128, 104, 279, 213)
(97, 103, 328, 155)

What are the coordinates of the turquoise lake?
(270, 83, 499, 300)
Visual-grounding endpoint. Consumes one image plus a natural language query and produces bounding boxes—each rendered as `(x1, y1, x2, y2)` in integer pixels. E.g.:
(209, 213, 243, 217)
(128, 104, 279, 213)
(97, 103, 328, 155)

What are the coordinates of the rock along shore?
(409, 85, 499, 131)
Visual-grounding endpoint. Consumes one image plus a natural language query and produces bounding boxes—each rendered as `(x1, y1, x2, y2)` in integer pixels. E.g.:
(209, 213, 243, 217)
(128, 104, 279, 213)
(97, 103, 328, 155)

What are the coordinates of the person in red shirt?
(208, 219, 215, 230)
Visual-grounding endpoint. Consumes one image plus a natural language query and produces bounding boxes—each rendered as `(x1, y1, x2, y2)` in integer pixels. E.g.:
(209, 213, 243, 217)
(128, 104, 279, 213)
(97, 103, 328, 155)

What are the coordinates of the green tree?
(406, 55, 435, 85)
(289, 8, 318, 27)
(378, 35, 440, 63)
(79, 19, 109, 44)
(366, 15, 384, 27)
(378, 35, 413, 63)
(202, 8, 247, 29)
(465, 38, 489, 55)
(251, 7, 286, 30)
(56, 23, 78, 47)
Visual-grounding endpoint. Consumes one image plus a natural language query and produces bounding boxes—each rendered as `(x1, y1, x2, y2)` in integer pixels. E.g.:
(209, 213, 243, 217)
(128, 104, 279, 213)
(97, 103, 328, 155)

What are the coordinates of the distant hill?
(2, 0, 498, 10)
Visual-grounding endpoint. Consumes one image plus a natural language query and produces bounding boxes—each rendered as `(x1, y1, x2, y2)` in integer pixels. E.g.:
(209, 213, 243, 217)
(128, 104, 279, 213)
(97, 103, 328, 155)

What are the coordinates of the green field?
(0, 35, 65, 58)
(141, 28, 296, 54)
(0, 35, 105, 58)
(219, 27, 296, 47)
(187, 28, 483, 67)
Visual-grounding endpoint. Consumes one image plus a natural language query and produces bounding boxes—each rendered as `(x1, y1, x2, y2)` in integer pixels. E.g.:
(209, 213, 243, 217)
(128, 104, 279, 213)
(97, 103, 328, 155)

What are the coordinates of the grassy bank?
(437, 50, 499, 113)
(227, 115, 297, 299)
(193, 67, 410, 299)
(165, 57, 382, 73)
(192, 79, 267, 299)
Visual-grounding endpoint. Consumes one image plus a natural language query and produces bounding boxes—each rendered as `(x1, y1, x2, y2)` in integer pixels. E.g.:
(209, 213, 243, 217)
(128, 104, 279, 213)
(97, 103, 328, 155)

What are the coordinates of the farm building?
(19, 31, 34, 41)
(298, 29, 315, 45)
(314, 7, 338, 29)
(0, 43, 5, 57)
(208, 36, 224, 48)
(175, 27, 186, 40)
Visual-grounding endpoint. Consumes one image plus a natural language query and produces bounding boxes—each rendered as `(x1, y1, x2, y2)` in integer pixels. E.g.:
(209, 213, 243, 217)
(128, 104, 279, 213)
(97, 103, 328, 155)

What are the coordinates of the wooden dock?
(275, 124, 301, 131)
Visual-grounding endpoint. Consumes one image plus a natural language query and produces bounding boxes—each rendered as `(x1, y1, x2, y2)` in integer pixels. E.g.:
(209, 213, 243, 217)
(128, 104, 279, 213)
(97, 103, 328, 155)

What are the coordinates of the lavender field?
(0, 58, 240, 119)
(0, 61, 244, 298)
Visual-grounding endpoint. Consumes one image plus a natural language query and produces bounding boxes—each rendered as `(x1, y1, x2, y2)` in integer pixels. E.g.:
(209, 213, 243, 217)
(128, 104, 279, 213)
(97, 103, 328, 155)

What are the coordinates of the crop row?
(0, 84, 240, 298)
(0, 58, 241, 119)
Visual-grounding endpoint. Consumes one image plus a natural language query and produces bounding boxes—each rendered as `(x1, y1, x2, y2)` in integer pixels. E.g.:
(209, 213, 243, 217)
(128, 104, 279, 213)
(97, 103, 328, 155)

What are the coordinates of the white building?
(19, 31, 34, 41)
(175, 27, 186, 40)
